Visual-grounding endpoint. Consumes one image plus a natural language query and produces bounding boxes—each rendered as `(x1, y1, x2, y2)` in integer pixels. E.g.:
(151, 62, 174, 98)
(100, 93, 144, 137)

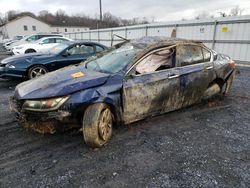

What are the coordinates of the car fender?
(65, 74, 124, 122)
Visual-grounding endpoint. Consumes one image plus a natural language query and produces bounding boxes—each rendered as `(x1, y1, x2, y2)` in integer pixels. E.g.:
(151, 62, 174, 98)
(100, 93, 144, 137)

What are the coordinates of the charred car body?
(10, 37, 236, 148)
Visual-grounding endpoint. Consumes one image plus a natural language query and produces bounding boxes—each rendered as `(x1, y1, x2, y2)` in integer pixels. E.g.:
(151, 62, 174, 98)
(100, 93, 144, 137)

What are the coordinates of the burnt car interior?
(67, 44, 94, 55)
(129, 43, 213, 77)
(136, 48, 175, 74)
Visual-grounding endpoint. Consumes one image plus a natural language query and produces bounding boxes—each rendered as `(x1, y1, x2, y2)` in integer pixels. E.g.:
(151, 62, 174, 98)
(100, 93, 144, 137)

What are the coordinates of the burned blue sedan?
(10, 37, 236, 148)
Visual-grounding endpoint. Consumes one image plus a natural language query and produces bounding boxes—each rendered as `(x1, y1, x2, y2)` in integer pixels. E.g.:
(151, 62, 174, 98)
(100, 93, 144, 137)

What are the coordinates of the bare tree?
(6, 10, 19, 21)
(55, 9, 67, 18)
(0, 12, 6, 25)
(218, 12, 227, 17)
(230, 6, 244, 16)
(39, 10, 50, 17)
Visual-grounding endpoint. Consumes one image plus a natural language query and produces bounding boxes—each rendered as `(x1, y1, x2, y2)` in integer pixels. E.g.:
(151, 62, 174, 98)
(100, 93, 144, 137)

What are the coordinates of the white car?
(3, 35, 25, 49)
(12, 37, 73, 55)
(6, 34, 63, 52)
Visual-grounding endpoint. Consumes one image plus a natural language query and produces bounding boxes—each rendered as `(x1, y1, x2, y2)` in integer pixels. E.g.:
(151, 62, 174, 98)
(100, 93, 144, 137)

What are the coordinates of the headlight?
(22, 96, 69, 112)
(6, 64, 15, 68)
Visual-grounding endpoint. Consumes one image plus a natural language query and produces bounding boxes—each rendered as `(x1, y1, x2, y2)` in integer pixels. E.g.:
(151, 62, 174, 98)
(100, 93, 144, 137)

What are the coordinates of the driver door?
(122, 48, 183, 124)
(53, 44, 95, 69)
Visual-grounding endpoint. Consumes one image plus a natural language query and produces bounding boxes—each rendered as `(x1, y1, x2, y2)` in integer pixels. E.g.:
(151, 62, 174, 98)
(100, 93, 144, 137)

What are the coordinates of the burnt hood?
(14, 65, 110, 99)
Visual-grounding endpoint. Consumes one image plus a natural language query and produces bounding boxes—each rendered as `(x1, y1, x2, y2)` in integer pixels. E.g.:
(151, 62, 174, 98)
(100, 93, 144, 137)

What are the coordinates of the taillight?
(229, 60, 236, 69)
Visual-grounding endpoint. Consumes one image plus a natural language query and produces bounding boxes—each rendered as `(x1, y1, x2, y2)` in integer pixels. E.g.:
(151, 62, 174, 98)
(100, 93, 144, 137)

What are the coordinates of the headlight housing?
(22, 96, 69, 112)
(6, 64, 15, 68)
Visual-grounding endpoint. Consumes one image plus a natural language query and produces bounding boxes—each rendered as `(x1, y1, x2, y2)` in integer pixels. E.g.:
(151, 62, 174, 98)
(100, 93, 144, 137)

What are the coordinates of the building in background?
(0, 15, 89, 40)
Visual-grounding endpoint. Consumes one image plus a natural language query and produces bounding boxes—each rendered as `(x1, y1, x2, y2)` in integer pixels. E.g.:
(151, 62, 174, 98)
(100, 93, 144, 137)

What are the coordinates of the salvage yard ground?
(0, 48, 249, 187)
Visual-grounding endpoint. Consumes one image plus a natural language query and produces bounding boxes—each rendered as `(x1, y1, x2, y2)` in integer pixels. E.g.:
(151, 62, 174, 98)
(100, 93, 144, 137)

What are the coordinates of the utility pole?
(99, 0, 102, 21)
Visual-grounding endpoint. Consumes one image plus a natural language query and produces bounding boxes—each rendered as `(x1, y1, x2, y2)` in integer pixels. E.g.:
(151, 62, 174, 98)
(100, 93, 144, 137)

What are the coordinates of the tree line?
(0, 9, 149, 29)
(0, 6, 245, 28)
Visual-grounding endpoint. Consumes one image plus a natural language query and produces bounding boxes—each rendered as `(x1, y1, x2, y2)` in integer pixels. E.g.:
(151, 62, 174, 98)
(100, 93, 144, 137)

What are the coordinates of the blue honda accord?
(0, 41, 107, 79)
(10, 37, 236, 148)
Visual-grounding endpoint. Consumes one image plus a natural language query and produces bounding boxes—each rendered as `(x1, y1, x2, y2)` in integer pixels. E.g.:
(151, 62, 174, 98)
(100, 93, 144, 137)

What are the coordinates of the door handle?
(205, 66, 213, 70)
(168, 74, 179, 79)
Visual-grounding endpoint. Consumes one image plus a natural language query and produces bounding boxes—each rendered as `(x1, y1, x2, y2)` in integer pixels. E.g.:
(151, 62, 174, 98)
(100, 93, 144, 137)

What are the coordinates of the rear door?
(176, 44, 216, 107)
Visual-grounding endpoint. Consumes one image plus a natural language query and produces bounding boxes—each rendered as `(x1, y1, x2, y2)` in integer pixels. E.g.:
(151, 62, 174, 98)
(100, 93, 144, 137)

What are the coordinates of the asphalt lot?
(0, 48, 249, 187)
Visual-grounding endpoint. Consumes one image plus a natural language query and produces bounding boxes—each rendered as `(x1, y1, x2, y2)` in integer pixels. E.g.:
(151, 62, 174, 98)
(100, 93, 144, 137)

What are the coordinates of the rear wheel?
(83, 103, 113, 148)
(28, 65, 48, 79)
(203, 83, 221, 99)
(25, 49, 36, 53)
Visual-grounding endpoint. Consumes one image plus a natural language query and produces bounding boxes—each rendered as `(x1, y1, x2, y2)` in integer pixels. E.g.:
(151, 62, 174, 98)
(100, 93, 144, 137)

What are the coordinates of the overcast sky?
(0, 0, 250, 22)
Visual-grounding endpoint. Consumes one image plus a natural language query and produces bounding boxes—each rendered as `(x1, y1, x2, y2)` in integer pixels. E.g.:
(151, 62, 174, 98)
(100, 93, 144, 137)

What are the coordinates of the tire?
(25, 49, 36, 53)
(83, 103, 113, 148)
(203, 83, 221, 99)
(28, 65, 48, 79)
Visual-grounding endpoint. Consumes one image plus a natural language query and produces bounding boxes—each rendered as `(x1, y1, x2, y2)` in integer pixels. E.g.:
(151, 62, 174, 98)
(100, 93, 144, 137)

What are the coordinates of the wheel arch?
(208, 77, 225, 89)
(25, 48, 36, 53)
(75, 100, 121, 127)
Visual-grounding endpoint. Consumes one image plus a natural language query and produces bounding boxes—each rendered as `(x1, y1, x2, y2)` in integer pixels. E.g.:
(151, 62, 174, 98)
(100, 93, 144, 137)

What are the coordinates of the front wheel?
(83, 103, 113, 148)
(28, 65, 48, 79)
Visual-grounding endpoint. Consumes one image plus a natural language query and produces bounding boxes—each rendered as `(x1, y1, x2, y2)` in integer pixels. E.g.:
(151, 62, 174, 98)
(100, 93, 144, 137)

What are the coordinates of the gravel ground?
(0, 45, 249, 187)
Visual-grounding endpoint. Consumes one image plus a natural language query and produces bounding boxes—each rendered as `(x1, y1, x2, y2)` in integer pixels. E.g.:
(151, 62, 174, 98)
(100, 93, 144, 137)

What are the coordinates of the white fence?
(64, 15, 250, 62)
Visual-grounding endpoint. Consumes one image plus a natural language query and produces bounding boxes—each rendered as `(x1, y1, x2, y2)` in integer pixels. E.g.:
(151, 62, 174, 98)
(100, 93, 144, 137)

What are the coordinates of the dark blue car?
(0, 41, 107, 79)
(10, 37, 236, 148)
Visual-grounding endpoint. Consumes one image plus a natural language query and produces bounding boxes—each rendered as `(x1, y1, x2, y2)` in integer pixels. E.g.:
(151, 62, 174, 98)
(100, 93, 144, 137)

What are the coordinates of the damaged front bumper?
(9, 97, 76, 134)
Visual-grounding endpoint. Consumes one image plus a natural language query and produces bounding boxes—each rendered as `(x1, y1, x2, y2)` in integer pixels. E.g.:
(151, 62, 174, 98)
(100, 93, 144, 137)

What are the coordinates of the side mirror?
(213, 54, 218, 60)
(62, 51, 70, 57)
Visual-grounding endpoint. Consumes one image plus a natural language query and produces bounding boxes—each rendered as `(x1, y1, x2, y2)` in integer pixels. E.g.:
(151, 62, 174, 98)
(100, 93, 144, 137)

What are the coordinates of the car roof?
(35, 36, 69, 42)
(130, 36, 202, 49)
(39, 36, 67, 40)
(68, 41, 107, 48)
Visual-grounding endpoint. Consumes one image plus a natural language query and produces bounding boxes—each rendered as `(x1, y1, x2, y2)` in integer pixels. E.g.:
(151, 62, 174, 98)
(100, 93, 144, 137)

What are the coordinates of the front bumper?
(0, 67, 25, 79)
(9, 97, 77, 134)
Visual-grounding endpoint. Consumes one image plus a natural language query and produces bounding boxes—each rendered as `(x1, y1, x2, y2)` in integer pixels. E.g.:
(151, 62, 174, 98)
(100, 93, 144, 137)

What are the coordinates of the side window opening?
(56, 38, 67, 43)
(26, 35, 36, 42)
(202, 48, 211, 62)
(176, 45, 204, 67)
(67, 44, 94, 55)
(95, 45, 104, 53)
(135, 48, 175, 75)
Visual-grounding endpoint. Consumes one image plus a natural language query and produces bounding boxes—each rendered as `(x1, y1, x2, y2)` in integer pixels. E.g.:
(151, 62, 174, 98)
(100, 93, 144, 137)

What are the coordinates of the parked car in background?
(5, 34, 63, 53)
(12, 36, 73, 55)
(0, 41, 107, 79)
(10, 37, 236, 148)
(3, 35, 24, 49)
